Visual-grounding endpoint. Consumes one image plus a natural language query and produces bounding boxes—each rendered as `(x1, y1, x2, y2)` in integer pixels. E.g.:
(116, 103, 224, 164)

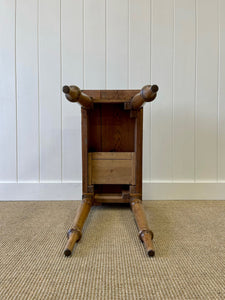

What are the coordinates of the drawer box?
(88, 152, 136, 185)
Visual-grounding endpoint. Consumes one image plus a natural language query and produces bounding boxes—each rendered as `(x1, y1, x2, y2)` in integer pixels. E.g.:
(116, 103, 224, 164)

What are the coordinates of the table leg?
(64, 196, 93, 256)
(130, 198, 155, 257)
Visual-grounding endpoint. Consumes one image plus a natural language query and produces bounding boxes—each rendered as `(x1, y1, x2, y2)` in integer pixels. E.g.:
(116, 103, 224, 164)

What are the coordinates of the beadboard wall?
(1, 0, 225, 200)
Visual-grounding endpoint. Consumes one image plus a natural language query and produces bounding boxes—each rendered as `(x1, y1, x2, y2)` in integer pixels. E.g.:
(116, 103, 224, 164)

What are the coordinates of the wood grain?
(101, 104, 135, 152)
(94, 193, 129, 203)
(81, 108, 89, 193)
(91, 152, 133, 160)
(135, 108, 143, 194)
(63, 85, 93, 109)
(88, 152, 135, 185)
(88, 104, 102, 152)
(83, 90, 140, 102)
(88, 103, 135, 152)
(130, 198, 155, 257)
(130, 85, 158, 110)
(64, 196, 93, 256)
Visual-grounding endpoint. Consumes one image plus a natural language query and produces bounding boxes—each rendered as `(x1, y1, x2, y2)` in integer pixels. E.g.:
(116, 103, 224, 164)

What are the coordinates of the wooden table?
(62, 84, 158, 257)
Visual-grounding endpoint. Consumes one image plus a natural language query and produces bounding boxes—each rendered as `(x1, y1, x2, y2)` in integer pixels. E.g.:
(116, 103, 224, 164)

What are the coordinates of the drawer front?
(88, 152, 135, 185)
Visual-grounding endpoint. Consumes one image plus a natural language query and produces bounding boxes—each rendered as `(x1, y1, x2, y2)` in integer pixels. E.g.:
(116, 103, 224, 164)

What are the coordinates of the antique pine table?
(62, 84, 158, 257)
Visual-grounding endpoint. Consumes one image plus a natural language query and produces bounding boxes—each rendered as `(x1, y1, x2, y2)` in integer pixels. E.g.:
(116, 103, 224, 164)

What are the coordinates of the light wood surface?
(83, 90, 140, 103)
(91, 152, 133, 160)
(130, 198, 155, 257)
(94, 193, 129, 203)
(135, 108, 143, 195)
(81, 108, 89, 193)
(88, 152, 135, 185)
(64, 196, 93, 256)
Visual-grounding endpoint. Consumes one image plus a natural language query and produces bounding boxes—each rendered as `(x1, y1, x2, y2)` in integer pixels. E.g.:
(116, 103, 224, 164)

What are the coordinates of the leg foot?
(64, 196, 93, 256)
(130, 198, 155, 257)
(139, 229, 155, 257)
(64, 228, 82, 256)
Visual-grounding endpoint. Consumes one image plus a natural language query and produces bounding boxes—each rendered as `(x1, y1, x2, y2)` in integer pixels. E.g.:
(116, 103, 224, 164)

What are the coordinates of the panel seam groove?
(150, 0, 153, 182)
(217, 0, 221, 182)
(15, 0, 18, 182)
(37, 0, 40, 183)
(172, 0, 175, 182)
(82, 0, 85, 89)
(105, 0, 107, 89)
(194, 0, 198, 183)
(60, 0, 62, 183)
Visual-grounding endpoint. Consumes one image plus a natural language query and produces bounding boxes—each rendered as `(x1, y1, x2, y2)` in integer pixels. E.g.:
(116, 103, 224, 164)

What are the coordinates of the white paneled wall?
(1, 0, 225, 200)
(0, 0, 17, 182)
(17, 0, 39, 181)
(173, 0, 195, 181)
(219, 0, 225, 181)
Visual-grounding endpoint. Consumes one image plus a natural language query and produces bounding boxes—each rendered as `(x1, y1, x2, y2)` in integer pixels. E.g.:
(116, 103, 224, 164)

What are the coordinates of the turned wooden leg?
(130, 198, 155, 257)
(64, 195, 93, 256)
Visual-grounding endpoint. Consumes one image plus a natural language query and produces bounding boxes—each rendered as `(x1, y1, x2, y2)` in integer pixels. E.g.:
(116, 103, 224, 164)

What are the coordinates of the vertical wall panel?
(173, 0, 195, 181)
(218, 0, 225, 181)
(129, 0, 151, 180)
(61, 0, 83, 182)
(150, 0, 173, 181)
(196, 0, 218, 181)
(107, 0, 129, 88)
(84, 0, 105, 88)
(129, 0, 150, 89)
(0, 0, 17, 181)
(39, 0, 61, 181)
(16, 0, 39, 181)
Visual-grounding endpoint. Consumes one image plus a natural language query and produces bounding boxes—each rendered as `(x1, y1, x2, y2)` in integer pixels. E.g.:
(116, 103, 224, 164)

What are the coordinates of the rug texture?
(0, 200, 224, 300)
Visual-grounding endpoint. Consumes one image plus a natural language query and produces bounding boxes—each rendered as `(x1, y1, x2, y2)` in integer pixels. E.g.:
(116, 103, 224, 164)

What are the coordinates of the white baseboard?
(0, 182, 82, 201)
(1, 182, 225, 201)
(143, 182, 225, 200)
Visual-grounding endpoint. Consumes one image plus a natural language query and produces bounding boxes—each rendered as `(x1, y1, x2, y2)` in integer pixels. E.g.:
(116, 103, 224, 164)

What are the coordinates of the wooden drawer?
(88, 152, 135, 185)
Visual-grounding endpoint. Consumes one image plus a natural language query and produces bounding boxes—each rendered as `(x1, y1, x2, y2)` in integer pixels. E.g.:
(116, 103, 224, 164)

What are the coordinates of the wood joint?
(67, 227, 82, 240)
(124, 102, 132, 110)
(124, 102, 139, 118)
(138, 229, 154, 241)
(62, 85, 93, 109)
(130, 199, 142, 206)
(130, 110, 137, 118)
(82, 193, 94, 205)
(122, 190, 130, 200)
(130, 193, 142, 203)
(129, 185, 137, 194)
(87, 185, 94, 193)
